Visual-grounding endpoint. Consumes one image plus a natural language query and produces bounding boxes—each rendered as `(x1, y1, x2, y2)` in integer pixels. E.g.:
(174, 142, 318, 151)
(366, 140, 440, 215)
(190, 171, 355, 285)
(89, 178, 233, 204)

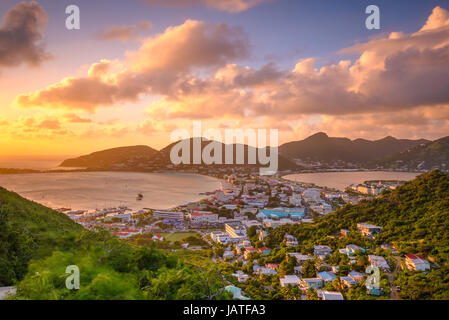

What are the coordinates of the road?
(387, 256, 401, 300)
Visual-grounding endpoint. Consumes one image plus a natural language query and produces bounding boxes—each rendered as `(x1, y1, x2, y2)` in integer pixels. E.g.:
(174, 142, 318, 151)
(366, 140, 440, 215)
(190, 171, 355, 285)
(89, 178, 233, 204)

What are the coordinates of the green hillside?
(267, 171, 449, 299)
(0, 187, 83, 286)
(272, 171, 449, 260)
(375, 136, 449, 171)
(60, 145, 159, 168)
(0, 187, 229, 300)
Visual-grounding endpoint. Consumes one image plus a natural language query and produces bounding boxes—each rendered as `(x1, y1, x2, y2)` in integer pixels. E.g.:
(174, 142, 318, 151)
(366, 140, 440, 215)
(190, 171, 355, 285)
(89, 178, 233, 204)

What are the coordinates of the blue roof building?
(259, 208, 305, 219)
(317, 271, 337, 283)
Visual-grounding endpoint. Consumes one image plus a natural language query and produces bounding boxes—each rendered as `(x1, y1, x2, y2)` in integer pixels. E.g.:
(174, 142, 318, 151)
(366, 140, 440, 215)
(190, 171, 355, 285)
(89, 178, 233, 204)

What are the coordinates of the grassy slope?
(0, 186, 83, 285)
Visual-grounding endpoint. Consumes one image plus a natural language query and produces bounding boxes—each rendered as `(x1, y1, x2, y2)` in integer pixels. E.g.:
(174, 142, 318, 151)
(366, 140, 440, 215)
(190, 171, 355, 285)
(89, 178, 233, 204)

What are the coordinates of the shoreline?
(282, 170, 423, 191)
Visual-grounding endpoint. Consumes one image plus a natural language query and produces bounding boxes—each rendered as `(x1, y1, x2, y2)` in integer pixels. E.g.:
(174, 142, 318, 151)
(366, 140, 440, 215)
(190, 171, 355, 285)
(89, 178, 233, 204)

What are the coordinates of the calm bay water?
(0, 171, 220, 210)
(284, 171, 420, 191)
(0, 156, 71, 170)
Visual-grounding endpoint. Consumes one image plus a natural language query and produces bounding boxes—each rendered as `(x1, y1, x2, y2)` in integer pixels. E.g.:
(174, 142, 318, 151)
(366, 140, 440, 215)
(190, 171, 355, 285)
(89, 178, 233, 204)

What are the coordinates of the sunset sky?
(1, 0, 449, 156)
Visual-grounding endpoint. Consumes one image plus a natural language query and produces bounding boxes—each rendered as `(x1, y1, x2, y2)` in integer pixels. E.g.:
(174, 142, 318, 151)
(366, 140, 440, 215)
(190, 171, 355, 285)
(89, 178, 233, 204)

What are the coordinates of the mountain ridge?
(58, 133, 446, 171)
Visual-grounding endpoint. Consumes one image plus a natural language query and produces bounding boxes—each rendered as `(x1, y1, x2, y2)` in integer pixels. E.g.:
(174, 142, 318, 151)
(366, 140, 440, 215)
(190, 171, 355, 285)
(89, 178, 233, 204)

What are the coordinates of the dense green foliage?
(13, 231, 230, 300)
(0, 187, 230, 299)
(0, 187, 83, 286)
(375, 136, 449, 170)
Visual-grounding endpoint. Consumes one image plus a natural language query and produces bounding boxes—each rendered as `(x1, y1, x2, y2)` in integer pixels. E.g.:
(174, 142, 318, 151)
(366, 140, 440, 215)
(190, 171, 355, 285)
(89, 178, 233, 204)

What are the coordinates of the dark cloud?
(0, 1, 51, 69)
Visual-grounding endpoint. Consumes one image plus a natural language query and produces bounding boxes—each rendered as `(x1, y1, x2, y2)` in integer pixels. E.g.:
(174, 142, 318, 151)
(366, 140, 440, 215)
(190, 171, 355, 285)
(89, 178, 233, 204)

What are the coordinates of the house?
(317, 290, 344, 300)
(340, 229, 351, 237)
(153, 210, 184, 220)
(405, 254, 431, 272)
(317, 271, 337, 283)
(368, 255, 391, 272)
(284, 234, 299, 247)
(280, 275, 301, 287)
(225, 285, 250, 300)
(258, 230, 268, 241)
(243, 247, 257, 260)
(348, 271, 365, 282)
(225, 222, 247, 240)
(289, 253, 314, 265)
(112, 232, 132, 239)
(300, 278, 324, 290)
(256, 267, 278, 276)
(223, 250, 235, 260)
(152, 233, 165, 241)
(314, 245, 333, 257)
(189, 211, 218, 223)
(232, 271, 249, 283)
(340, 244, 365, 256)
(302, 189, 321, 201)
(258, 247, 272, 255)
(357, 223, 382, 238)
(340, 276, 357, 288)
(265, 263, 280, 270)
(367, 287, 383, 296)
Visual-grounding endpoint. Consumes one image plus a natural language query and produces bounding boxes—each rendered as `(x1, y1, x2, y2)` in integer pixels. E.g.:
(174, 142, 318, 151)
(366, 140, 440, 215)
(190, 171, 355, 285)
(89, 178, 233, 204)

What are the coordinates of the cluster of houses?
(59, 171, 434, 300)
(349, 181, 400, 196)
(212, 213, 434, 300)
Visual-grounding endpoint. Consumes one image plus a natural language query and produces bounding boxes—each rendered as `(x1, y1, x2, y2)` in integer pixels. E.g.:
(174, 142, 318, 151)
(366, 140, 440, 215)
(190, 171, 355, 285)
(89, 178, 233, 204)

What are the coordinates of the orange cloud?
(127, 20, 249, 73)
(63, 113, 93, 123)
(12, 7, 449, 142)
(16, 20, 249, 111)
(97, 21, 152, 43)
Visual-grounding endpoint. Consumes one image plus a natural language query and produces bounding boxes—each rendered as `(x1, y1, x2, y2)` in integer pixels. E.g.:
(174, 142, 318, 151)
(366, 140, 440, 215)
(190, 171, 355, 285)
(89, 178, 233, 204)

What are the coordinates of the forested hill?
(278, 132, 429, 164)
(273, 171, 449, 262)
(60, 145, 158, 168)
(0, 187, 229, 300)
(375, 136, 449, 171)
(0, 187, 83, 286)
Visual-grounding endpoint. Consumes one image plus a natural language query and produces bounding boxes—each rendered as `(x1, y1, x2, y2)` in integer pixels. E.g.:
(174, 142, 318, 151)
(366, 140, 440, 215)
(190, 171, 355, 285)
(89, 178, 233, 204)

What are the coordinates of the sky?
(1, 0, 449, 156)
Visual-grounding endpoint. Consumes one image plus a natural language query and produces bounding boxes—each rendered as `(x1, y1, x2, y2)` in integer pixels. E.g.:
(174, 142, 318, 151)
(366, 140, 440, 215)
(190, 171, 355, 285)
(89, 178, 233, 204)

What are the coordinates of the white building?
(317, 290, 344, 300)
(189, 211, 218, 222)
(153, 210, 184, 220)
(368, 255, 390, 272)
(405, 254, 431, 272)
(284, 234, 298, 247)
(280, 275, 301, 287)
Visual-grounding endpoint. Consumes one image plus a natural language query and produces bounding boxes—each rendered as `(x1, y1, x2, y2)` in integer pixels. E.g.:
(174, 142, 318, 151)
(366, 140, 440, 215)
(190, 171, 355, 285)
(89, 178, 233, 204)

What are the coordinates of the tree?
(302, 260, 317, 278)
(278, 258, 295, 277)
(306, 288, 320, 300)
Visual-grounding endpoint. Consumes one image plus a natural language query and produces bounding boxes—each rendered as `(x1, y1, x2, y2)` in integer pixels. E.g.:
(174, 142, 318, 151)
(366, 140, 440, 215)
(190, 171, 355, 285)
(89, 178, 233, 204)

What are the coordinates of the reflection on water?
(284, 171, 420, 191)
(0, 171, 220, 210)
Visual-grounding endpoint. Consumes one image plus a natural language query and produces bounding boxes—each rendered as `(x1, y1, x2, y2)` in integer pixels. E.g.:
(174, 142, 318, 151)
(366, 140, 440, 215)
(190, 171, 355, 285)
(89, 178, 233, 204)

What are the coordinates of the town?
(57, 169, 435, 300)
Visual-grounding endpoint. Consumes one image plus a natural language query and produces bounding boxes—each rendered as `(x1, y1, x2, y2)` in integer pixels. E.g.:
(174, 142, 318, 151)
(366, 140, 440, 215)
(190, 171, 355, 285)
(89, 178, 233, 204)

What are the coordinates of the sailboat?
(136, 193, 143, 201)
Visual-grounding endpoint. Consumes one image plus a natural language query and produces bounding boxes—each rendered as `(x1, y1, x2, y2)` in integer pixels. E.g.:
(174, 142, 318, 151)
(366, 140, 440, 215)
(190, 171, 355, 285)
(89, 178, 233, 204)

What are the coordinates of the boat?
(136, 193, 143, 201)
